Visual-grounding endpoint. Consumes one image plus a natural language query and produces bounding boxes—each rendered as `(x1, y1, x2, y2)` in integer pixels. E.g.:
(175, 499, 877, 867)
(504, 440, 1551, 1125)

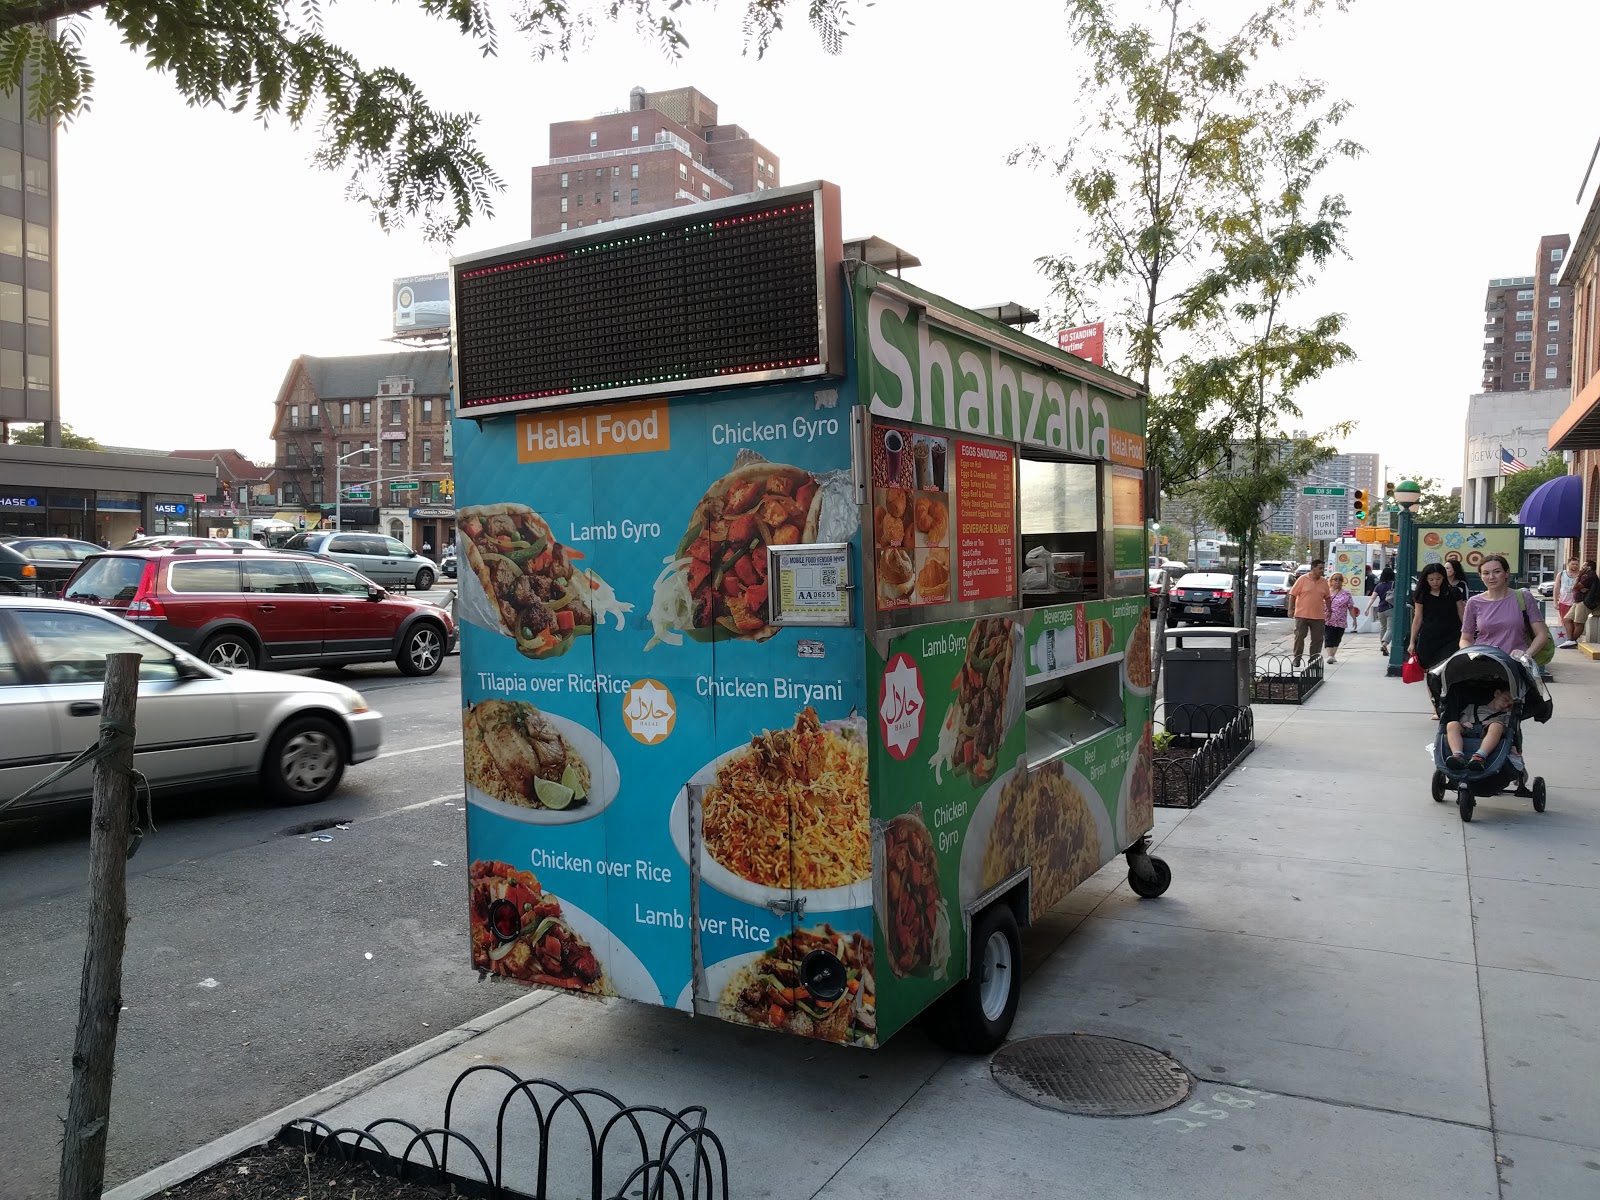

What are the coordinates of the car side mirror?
(368, 585, 386, 602)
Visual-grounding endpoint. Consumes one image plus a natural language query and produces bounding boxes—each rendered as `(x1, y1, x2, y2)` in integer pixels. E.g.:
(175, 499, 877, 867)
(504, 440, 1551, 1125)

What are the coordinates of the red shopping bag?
(1401, 653, 1425, 684)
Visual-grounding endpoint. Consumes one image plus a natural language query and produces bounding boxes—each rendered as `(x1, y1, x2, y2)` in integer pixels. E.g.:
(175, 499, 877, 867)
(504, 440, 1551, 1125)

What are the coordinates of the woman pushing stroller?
(1458, 554, 1551, 670)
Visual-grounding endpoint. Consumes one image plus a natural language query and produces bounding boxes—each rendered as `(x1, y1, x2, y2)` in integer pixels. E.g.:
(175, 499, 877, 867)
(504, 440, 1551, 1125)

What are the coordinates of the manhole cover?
(990, 1034, 1191, 1116)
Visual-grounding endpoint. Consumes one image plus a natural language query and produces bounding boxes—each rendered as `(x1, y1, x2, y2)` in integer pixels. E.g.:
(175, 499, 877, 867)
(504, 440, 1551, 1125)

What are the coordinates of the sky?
(51, 0, 1600, 488)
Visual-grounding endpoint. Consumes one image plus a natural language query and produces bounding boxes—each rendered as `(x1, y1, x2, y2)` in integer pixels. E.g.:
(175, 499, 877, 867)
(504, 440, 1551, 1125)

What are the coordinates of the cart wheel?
(1128, 855, 1172, 899)
(1430, 771, 1446, 803)
(1457, 789, 1474, 823)
(1532, 777, 1547, 813)
(922, 902, 1022, 1054)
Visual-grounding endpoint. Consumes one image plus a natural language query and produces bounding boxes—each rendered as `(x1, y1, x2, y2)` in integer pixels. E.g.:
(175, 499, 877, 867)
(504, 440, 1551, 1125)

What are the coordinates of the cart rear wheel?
(923, 902, 1021, 1054)
(1532, 777, 1547, 813)
(1457, 788, 1474, 823)
(1431, 771, 1446, 803)
(1128, 855, 1172, 899)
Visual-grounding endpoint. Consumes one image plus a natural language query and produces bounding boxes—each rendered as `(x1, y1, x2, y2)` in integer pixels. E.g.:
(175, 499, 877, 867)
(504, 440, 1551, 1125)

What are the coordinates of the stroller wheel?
(1430, 771, 1446, 803)
(1532, 777, 1547, 813)
(1457, 789, 1475, 823)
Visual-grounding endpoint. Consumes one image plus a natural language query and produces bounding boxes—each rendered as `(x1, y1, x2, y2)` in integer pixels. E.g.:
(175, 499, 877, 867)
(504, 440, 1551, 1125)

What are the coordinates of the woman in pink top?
(1323, 572, 1355, 663)
(1460, 555, 1551, 678)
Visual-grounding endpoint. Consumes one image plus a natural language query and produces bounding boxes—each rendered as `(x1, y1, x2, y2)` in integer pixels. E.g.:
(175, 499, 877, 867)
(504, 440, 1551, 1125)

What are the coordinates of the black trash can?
(1164, 626, 1250, 734)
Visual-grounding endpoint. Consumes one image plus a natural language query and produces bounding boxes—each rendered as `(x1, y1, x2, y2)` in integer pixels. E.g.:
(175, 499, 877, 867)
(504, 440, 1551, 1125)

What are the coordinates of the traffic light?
(1384, 480, 1396, 502)
(440, 477, 454, 500)
(1352, 489, 1369, 521)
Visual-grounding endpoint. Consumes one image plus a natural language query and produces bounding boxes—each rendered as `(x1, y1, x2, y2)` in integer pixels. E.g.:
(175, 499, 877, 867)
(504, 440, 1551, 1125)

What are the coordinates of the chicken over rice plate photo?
(469, 861, 610, 994)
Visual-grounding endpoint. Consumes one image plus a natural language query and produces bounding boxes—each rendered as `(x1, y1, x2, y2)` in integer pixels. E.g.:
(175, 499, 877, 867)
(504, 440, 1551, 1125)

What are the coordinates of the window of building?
(0, 147, 19, 191)
(1515, 331, 1532, 342)
(756, 181, 765, 191)
(766, 163, 774, 179)
(422, 398, 434, 422)
(1516, 310, 1532, 321)
(311, 442, 322, 465)
(560, 222, 568, 232)
(613, 189, 620, 202)
(1549, 319, 1560, 332)
(1513, 371, 1530, 383)
(560, 197, 568, 213)
(630, 188, 639, 204)
(0, 347, 19, 389)
(560, 172, 568, 188)
(631, 163, 639, 179)
(1514, 350, 1531, 362)
(1550, 295, 1562, 308)
(577, 220, 583, 227)
(25, 352, 48, 391)
(361, 440, 372, 460)
(612, 166, 620, 177)
(23, 222, 46, 261)
(1517, 289, 1534, 300)
(757, 156, 765, 171)
(389, 398, 401, 424)
(678, 162, 688, 180)
(702, 183, 710, 198)
(24, 287, 44, 325)
(1547, 343, 1559, 356)
(1552, 247, 1565, 263)
(389, 440, 402, 465)
(589, 131, 598, 148)
(575, 193, 581, 207)
(631, 125, 639, 142)
(289, 404, 301, 428)
(359, 400, 371, 424)
(421, 439, 433, 464)
(0, 280, 20, 324)
(309, 403, 319, 426)
(1550, 272, 1560, 285)
(1545, 366, 1559, 379)
(595, 191, 601, 204)
(340, 402, 351, 424)
(285, 442, 299, 466)
(23, 154, 46, 196)
(311, 480, 323, 504)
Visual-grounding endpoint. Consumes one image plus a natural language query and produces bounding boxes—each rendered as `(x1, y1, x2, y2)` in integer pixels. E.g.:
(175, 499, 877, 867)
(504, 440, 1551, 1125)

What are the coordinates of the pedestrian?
(1324, 572, 1355, 663)
(1408, 563, 1465, 717)
(1443, 684, 1514, 774)
(1460, 553, 1551, 695)
(1288, 558, 1332, 670)
(1373, 566, 1396, 655)
(1444, 558, 1471, 602)
(1561, 560, 1600, 647)
(1556, 556, 1580, 632)
(422, 539, 433, 560)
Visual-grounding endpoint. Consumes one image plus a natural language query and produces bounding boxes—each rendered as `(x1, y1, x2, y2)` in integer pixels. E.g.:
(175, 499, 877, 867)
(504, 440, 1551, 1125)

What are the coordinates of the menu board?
(871, 424, 952, 610)
(953, 439, 1015, 601)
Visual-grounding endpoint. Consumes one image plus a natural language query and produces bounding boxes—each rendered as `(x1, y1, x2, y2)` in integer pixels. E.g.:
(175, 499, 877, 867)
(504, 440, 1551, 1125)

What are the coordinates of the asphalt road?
(0, 619, 519, 1200)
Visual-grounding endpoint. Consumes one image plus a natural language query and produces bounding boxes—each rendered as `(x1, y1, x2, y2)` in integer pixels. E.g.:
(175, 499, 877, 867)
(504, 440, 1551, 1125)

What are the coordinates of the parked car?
(281, 531, 439, 590)
(1253, 559, 1295, 574)
(1147, 566, 1186, 616)
(440, 547, 457, 580)
(0, 596, 383, 812)
(0, 542, 50, 595)
(118, 536, 233, 551)
(6, 536, 105, 562)
(1535, 579, 1555, 601)
(1170, 572, 1237, 625)
(61, 547, 455, 675)
(1253, 570, 1292, 616)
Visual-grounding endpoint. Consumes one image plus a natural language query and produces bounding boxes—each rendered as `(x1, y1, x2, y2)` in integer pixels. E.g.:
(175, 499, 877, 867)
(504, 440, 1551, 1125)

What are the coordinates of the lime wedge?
(559, 763, 587, 800)
(533, 778, 576, 810)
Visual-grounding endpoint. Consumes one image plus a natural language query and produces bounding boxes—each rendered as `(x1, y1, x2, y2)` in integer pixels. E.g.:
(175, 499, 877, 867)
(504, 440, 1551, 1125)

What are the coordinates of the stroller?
(1429, 644, 1552, 823)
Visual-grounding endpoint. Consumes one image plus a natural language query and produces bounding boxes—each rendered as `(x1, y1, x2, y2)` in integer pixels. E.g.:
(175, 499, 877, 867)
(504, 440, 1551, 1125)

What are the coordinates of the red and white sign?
(1057, 322, 1105, 366)
(878, 652, 925, 760)
(381, 430, 408, 441)
(953, 439, 1015, 601)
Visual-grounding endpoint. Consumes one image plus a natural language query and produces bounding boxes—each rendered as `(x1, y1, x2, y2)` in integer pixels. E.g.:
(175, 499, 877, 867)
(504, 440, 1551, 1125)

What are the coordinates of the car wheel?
(398, 622, 445, 676)
(414, 567, 435, 591)
(263, 715, 345, 805)
(200, 631, 257, 671)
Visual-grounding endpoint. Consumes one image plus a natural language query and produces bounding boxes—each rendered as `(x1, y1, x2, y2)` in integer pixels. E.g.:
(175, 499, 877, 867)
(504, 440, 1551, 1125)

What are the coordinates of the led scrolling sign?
(453, 183, 842, 417)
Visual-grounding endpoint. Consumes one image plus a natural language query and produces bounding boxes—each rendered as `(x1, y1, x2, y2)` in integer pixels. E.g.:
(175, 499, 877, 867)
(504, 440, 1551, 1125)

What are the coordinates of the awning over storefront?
(1517, 472, 1583, 537)
(1550, 377, 1600, 450)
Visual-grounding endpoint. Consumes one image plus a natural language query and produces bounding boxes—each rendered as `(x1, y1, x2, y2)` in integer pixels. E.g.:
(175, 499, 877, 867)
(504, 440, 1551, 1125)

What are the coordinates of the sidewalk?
(115, 633, 1600, 1200)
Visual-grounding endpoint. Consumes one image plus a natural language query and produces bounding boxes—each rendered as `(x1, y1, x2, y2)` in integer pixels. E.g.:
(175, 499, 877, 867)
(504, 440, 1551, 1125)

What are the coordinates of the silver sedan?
(0, 597, 383, 815)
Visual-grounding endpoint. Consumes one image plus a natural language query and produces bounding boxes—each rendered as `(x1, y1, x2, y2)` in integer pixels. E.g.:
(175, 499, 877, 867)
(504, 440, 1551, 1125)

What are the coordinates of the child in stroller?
(1430, 644, 1549, 823)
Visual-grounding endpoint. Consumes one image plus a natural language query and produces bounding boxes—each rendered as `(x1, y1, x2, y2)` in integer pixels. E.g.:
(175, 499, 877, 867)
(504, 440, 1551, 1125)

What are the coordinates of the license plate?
(1186, 605, 1208, 614)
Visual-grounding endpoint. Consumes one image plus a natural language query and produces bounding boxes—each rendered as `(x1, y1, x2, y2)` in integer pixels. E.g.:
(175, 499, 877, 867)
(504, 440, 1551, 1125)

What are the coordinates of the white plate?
(673, 948, 759, 1012)
(668, 717, 873, 914)
(464, 711, 619, 825)
(553, 897, 660, 1005)
(1121, 620, 1155, 699)
(1116, 733, 1154, 850)
(958, 756, 1115, 909)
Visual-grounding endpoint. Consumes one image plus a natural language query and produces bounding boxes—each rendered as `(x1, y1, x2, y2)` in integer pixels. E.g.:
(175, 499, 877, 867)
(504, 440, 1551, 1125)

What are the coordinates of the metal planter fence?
(277, 1064, 729, 1200)
(1250, 653, 1324, 704)
(1151, 702, 1255, 809)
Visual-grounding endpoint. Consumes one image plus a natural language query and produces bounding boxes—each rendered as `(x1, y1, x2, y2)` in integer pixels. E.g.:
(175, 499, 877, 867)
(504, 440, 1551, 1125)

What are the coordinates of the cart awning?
(1516, 472, 1583, 538)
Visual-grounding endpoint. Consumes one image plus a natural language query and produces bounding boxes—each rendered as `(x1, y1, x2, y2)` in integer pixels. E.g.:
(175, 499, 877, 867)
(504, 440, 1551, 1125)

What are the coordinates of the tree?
(6, 420, 101, 449)
(0, 0, 849, 241)
(1495, 453, 1566, 521)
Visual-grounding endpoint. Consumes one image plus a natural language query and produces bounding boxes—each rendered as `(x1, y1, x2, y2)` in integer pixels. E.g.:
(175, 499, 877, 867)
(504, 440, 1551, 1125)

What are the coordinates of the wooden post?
(58, 652, 140, 1200)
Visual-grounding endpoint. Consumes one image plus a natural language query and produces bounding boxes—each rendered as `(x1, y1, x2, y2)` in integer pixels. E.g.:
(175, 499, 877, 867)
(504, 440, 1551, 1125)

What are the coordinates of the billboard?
(393, 272, 451, 333)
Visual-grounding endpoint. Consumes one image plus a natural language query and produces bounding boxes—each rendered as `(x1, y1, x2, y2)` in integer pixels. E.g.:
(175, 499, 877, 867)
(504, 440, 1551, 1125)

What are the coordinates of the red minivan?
(62, 547, 455, 675)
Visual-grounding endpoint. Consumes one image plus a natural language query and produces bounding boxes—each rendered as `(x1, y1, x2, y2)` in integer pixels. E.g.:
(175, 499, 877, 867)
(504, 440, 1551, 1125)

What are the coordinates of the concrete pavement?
(109, 632, 1600, 1200)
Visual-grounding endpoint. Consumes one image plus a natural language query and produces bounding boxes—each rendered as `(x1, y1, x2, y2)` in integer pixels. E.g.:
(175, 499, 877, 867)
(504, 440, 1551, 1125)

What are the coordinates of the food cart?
(449, 181, 1163, 1052)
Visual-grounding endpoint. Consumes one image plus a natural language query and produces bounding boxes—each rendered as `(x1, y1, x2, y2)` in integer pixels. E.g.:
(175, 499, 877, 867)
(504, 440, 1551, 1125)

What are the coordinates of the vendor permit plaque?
(768, 542, 853, 627)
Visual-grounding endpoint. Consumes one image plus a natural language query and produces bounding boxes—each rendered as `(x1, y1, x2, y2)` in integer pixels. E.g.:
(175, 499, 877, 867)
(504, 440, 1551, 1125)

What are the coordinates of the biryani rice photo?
(982, 760, 1103, 916)
(1125, 610, 1153, 690)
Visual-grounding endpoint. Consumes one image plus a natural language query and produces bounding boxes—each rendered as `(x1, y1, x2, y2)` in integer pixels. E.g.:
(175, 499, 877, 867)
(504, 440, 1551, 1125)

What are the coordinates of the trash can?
(1164, 626, 1250, 733)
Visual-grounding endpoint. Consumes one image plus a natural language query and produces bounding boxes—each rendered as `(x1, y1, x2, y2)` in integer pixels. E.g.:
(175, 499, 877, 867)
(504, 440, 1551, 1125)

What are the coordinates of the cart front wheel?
(1128, 854, 1173, 899)
(923, 902, 1021, 1054)
(1458, 789, 1475, 823)
(1431, 771, 1446, 803)
(1532, 777, 1547, 813)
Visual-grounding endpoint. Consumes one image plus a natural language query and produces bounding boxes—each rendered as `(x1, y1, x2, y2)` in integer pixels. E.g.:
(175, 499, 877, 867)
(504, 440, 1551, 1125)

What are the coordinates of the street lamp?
(1387, 480, 1423, 677)
(333, 446, 377, 535)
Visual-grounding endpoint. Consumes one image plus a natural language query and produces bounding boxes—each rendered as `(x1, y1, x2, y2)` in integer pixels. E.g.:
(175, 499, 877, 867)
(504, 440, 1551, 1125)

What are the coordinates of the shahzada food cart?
(449, 181, 1164, 1052)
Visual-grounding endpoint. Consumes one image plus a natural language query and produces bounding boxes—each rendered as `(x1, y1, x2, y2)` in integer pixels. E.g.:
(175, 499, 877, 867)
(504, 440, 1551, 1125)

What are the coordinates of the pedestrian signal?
(1352, 489, 1369, 521)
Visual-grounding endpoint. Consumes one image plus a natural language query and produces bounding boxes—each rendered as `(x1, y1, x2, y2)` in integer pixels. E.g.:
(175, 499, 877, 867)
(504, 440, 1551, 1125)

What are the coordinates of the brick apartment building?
(530, 86, 780, 237)
(269, 350, 455, 552)
(1481, 234, 1573, 392)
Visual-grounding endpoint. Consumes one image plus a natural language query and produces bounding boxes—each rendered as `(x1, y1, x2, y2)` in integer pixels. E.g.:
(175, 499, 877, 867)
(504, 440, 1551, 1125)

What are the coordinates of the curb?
(103, 988, 556, 1200)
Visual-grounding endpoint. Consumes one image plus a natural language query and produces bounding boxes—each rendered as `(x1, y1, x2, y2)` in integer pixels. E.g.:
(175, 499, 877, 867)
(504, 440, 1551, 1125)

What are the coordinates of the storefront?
(0, 443, 218, 545)
(96, 491, 143, 547)
(409, 504, 455, 558)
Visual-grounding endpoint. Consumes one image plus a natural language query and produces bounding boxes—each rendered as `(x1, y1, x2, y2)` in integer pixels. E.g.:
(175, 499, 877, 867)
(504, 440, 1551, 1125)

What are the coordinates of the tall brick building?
(530, 86, 780, 237)
(1481, 234, 1573, 393)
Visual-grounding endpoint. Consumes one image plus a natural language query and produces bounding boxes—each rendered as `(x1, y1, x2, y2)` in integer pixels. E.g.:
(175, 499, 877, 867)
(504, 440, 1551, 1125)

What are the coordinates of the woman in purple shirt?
(1460, 555, 1551, 673)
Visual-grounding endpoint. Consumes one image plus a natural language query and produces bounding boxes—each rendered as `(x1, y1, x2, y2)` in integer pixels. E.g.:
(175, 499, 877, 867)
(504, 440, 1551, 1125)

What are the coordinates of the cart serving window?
(447, 181, 1165, 1056)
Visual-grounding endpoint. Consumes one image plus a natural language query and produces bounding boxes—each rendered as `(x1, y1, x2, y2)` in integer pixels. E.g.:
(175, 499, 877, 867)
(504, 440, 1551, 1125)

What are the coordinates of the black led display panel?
(454, 192, 827, 414)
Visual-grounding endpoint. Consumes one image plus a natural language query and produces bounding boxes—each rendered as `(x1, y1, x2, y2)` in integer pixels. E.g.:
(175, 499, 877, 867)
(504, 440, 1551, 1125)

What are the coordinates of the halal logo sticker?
(878, 652, 925, 761)
(622, 679, 676, 745)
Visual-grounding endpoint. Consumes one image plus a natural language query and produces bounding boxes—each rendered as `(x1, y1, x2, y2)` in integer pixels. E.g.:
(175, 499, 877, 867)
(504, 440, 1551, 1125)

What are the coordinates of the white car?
(0, 597, 383, 815)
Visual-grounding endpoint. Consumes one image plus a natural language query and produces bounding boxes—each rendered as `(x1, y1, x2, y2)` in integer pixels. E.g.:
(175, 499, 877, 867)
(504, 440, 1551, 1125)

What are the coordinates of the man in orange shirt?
(1288, 559, 1332, 669)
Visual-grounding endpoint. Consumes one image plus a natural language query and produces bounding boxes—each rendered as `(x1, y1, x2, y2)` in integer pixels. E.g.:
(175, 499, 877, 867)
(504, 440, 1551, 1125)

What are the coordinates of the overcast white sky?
(53, 0, 1600, 488)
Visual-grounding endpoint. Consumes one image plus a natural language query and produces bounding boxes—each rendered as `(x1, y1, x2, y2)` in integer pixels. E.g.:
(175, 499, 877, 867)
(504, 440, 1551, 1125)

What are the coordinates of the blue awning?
(1518, 472, 1583, 537)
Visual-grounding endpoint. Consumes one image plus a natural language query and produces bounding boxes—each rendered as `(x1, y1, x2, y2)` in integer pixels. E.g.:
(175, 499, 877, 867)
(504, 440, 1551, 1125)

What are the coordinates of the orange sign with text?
(516, 400, 671, 463)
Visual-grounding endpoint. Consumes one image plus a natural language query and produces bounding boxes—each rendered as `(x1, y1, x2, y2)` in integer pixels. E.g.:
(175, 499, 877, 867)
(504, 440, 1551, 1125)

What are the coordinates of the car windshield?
(63, 556, 146, 605)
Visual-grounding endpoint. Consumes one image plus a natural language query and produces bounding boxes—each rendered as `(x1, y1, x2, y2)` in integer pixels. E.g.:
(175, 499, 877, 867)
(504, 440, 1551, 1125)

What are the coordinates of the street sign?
(390, 481, 420, 491)
(1311, 509, 1340, 540)
(346, 490, 371, 500)
(1302, 486, 1347, 496)
(1377, 510, 1392, 529)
